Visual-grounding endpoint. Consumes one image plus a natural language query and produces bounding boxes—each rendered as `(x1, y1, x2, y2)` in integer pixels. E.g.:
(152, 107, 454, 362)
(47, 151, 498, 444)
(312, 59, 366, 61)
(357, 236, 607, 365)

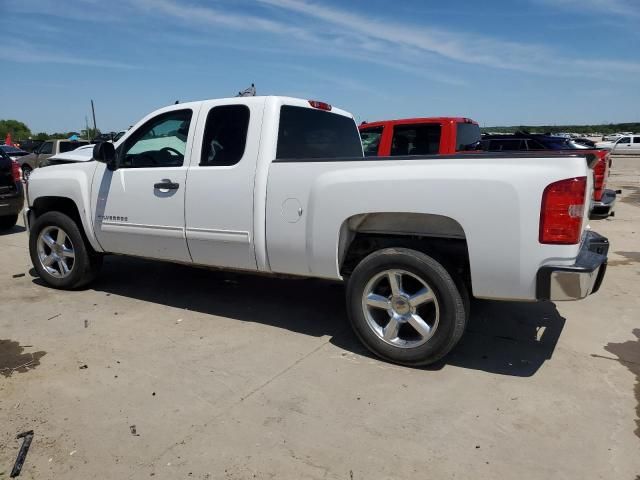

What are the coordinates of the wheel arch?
(31, 196, 102, 252)
(338, 212, 472, 294)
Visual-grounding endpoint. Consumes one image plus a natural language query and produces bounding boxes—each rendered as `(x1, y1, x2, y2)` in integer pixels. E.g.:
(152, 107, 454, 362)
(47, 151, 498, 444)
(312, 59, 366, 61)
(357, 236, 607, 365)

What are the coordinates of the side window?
(120, 110, 192, 168)
(391, 124, 441, 156)
(618, 137, 631, 144)
(634, 137, 640, 144)
(39, 142, 53, 154)
(200, 105, 250, 166)
(360, 127, 383, 157)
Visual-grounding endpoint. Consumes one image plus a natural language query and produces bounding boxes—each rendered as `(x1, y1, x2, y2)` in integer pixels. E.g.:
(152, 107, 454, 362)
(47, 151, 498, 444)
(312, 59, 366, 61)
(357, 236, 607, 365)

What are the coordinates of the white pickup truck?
(24, 96, 609, 366)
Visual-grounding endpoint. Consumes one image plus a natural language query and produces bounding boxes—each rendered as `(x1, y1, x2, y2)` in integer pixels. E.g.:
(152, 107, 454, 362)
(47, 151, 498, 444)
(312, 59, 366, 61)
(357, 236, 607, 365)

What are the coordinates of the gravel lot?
(1, 156, 639, 479)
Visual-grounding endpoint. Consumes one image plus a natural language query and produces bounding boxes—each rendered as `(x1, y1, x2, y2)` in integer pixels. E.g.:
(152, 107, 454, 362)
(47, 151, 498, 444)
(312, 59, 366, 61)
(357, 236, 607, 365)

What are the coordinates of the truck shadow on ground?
(0, 224, 26, 236)
(48, 255, 565, 377)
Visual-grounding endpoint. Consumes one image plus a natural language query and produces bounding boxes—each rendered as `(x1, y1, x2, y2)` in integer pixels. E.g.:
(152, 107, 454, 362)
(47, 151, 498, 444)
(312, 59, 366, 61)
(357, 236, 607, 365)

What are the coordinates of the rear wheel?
(0, 215, 18, 230)
(21, 165, 32, 180)
(29, 211, 102, 289)
(346, 248, 467, 366)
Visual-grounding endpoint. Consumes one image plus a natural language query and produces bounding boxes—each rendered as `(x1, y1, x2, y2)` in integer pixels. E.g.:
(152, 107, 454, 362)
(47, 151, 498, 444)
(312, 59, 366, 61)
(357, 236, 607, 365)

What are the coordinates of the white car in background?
(596, 135, 640, 154)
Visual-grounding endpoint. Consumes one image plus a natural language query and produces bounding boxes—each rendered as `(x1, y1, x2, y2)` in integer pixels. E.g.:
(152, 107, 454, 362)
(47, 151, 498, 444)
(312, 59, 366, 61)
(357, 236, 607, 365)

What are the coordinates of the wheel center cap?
(391, 296, 411, 316)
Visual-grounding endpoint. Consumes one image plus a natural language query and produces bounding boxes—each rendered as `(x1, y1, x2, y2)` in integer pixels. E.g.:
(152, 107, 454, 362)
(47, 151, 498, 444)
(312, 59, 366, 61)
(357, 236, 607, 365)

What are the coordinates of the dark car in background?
(0, 149, 24, 230)
(0, 145, 30, 160)
(480, 133, 616, 219)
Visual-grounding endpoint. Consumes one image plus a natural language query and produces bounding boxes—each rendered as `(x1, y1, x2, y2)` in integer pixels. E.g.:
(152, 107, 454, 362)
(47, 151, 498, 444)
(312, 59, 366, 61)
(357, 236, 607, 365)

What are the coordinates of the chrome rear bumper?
(536, 231, 609, 301)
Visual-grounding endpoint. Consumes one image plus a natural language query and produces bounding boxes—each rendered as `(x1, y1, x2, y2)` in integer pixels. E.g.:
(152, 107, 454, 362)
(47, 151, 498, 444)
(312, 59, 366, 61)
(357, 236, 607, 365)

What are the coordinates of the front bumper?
(536, 231, 609, 301)
(590, 189, 617, 220)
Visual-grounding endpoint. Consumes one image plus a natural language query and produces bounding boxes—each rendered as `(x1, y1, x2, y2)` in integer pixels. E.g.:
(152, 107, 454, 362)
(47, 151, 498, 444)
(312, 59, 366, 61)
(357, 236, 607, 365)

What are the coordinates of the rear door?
(391, 123, 442, 156)
(184, 98, 265, 270)
(91, 106, 198, 262)
(632, 136, 640, 153)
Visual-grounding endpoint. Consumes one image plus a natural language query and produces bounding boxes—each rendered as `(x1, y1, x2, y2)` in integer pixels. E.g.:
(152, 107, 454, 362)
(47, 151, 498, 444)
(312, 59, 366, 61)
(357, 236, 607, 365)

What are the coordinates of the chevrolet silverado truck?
(23, 96, 609, 366)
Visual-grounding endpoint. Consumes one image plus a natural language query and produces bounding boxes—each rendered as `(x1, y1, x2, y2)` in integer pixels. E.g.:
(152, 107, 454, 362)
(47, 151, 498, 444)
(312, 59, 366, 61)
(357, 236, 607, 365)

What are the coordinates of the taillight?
(539, 176, 586, 245)
(592, 153, 608, 201)
(308, 100, 332, 111)
(11, 160, 22, 182)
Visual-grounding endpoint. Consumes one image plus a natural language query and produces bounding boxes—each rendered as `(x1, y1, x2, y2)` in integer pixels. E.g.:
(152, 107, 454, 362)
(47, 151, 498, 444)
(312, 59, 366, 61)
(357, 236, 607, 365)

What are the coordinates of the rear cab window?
(455, 122, 481, 151)
(276, 106, 363, 160)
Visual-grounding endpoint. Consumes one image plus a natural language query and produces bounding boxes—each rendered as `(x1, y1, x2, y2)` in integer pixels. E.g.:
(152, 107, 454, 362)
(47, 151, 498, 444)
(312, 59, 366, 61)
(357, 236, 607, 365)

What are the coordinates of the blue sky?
(1, 0, 639, 132)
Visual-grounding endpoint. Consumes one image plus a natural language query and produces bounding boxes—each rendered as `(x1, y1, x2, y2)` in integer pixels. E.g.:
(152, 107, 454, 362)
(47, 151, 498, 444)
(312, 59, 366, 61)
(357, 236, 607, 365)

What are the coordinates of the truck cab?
(359, 117, 481, 157)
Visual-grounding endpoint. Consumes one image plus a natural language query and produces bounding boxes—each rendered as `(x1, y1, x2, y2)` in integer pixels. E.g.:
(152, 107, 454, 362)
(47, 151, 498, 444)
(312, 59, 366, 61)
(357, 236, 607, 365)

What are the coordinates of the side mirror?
(93, 142, 117, 170)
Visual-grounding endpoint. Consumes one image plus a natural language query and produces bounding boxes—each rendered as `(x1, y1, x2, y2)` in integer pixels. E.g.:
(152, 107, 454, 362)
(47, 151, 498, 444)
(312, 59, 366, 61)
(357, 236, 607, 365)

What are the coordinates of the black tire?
(0, 215, 18, 230)
(29, 211, 102, 289)
(21, 165, 32, 180)
(346, 248, 467, 367)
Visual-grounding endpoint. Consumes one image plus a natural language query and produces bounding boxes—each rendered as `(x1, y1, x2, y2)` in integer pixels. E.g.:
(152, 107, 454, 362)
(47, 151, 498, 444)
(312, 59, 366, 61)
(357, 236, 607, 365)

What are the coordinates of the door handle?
(154, 180, 179, 190)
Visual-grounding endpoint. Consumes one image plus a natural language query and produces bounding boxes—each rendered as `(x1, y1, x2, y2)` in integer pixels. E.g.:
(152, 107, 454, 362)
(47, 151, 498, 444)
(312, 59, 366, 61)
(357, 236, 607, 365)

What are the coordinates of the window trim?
(117, 108, 193, 169)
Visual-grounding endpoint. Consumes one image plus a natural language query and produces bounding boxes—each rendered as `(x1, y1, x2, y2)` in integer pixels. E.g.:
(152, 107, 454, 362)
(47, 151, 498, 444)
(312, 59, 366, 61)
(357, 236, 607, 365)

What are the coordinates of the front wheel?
(29, 211, 102, 289)
(346, 248, 467, 367)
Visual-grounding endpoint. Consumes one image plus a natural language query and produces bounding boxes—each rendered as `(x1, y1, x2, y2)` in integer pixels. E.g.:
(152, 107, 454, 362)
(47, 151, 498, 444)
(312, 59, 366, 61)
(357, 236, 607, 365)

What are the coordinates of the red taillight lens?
(592, 153, 609, 202)
(308, 100, 332, 111)
(539, 176, 586, 245)
(11, 160, 22, 182)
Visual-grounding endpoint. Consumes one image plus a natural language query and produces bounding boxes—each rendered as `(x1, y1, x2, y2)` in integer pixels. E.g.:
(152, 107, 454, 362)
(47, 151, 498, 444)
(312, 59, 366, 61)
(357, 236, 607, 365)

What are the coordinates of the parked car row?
(358, 120, 616, 220)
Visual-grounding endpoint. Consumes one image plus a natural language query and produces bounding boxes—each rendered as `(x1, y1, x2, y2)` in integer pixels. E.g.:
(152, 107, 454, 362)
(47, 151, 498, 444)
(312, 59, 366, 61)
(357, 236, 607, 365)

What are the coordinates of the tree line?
(0, 119, 100, 142)
(481, 122, 640, 135)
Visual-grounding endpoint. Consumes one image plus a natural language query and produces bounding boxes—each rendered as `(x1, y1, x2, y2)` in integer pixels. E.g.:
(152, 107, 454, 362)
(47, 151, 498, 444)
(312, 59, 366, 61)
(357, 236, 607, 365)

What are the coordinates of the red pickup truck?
(359, 117, 481, 156)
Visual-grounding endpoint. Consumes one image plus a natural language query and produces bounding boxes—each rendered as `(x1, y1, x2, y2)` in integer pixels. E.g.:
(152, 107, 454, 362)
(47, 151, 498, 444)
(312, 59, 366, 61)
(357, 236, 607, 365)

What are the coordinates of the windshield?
(360, 127, 383, 157)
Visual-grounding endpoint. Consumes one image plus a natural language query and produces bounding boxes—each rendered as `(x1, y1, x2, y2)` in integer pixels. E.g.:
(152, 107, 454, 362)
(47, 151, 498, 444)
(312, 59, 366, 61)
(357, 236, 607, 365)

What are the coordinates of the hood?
(48, 144, 95, 163)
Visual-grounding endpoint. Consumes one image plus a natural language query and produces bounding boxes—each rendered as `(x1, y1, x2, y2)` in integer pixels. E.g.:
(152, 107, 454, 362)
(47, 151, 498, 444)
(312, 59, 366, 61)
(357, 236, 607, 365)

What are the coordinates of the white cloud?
(0, 40, 138, 70)
(258, 0, 640, 79)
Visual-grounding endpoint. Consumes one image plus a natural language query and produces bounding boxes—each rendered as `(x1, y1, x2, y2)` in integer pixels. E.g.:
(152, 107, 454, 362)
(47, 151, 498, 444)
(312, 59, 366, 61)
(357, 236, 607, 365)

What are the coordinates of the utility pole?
(85, 116, 90, 141)
(90, 99, 97, 136)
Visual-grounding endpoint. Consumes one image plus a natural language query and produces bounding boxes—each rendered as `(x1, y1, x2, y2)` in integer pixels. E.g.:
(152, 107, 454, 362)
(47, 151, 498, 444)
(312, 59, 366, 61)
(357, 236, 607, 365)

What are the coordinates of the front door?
(91, 107, 198, 262)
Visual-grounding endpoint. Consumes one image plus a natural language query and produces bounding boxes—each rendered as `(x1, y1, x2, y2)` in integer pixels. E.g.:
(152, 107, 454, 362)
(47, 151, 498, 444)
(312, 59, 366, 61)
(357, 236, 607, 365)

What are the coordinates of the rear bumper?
(590, 189, 617, 220)
(536, 231, 609, 301)
(0, 183, 24, 217)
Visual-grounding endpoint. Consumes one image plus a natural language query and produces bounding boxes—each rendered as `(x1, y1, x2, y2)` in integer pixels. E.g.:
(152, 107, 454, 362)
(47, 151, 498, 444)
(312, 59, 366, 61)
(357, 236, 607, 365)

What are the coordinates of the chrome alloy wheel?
(361, 269, 440, 348)
(37, 226, 75, 278)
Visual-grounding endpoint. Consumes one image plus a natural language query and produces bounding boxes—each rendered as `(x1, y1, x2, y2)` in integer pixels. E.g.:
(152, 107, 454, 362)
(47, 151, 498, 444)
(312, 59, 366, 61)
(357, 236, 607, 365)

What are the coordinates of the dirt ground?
(1, 156, 639, 479)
